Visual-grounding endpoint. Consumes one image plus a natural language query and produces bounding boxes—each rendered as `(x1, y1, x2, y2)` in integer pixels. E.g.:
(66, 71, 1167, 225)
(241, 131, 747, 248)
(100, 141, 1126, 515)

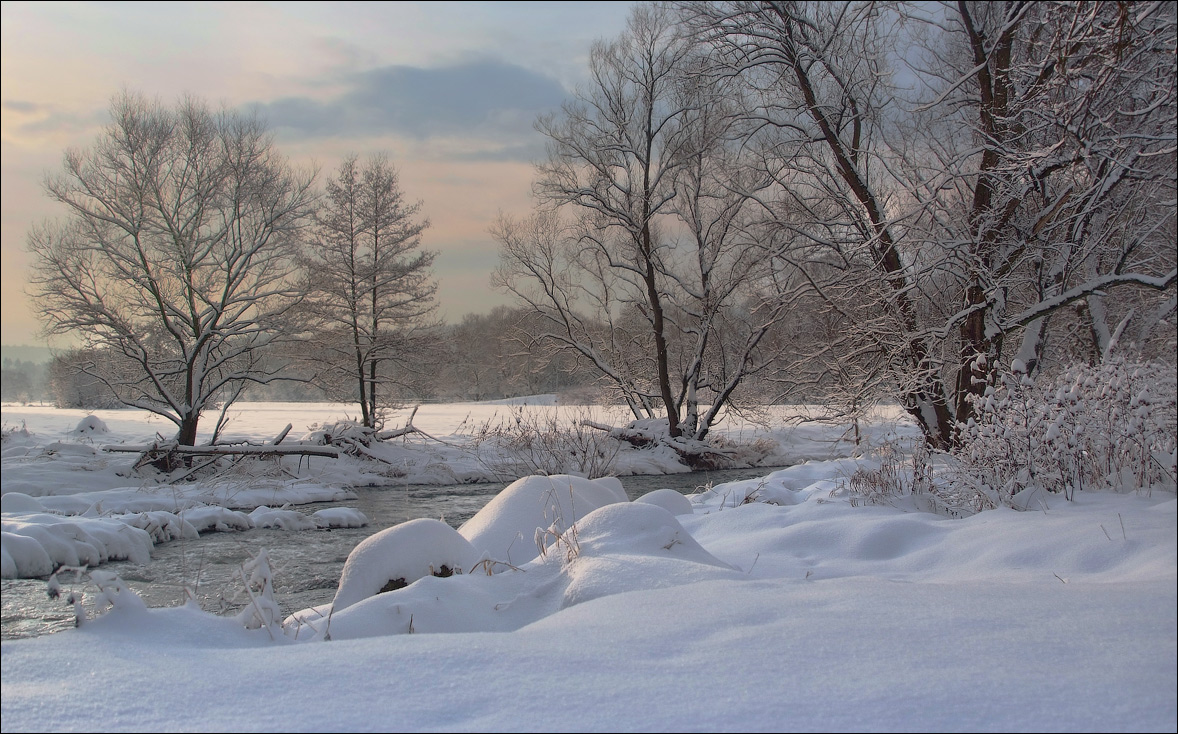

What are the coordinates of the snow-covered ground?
(2, 400, 1175, 732)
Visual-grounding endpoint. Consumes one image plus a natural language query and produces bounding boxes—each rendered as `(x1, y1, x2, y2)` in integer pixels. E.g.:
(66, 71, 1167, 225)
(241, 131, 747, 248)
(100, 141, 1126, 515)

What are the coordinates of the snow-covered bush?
(826, 437, 984, 517)
(304, 420, 379, 449)
(2, 421, 32, 446)
(462, 406, 622, 479)
(954, 357, 1177, 508)
(235, 550, 283, 635)
(44, 567, 148, 628)
(837, 438, 932, 507)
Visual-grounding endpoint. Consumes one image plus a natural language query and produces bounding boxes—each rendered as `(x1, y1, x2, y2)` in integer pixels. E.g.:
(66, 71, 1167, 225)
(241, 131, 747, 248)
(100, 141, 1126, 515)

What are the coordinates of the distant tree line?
(1, 359, 48, 404)
(32, 305, 599, 410)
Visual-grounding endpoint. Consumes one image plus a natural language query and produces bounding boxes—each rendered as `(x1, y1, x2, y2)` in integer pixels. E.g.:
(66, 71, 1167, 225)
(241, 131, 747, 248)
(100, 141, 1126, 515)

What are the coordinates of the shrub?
(462, 406, 622, 480)
(953, 357, 1177, 507)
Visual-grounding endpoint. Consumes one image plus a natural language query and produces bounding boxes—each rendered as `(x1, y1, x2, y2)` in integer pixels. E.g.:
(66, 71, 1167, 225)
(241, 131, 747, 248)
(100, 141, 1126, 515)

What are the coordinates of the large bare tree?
(27, 92, 316, 446)
(298, 154, 437, 429)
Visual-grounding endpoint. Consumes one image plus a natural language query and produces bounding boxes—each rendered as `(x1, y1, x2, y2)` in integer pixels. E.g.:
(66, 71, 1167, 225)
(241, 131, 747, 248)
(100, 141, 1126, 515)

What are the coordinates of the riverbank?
(1, 399, 919, 580)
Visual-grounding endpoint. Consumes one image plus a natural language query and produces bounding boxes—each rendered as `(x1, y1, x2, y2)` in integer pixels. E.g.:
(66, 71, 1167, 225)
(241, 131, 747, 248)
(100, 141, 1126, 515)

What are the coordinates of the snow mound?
(311, 507, 369, 529)
(116, 511, 199, 543)
(41, 442, 98, 458)
(568, 501, 729, 564)
(693, 459, 863, 509)
(634, 487, 694, 516)
(457, 474, 627, 566)
(558, 502, 738, 607)
(248, 506, 318, 531)
(295, 502, 741, 640)
(591, 475, 628, 502)
(72, 415, 110, 436)
(1, 513, 153, 578)
(180, 506, 253, 533)
(1, 492, 45, 514)
(331, 517, 480, 613)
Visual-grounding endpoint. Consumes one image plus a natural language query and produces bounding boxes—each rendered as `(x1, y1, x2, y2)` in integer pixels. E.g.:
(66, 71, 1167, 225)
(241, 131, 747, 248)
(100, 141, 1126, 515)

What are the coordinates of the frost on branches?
(954, 357, 1177, 509)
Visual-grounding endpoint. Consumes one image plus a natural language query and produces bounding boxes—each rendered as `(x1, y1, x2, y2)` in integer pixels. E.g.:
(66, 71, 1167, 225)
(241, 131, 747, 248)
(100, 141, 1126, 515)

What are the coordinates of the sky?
(1, 400, 1175, 731)
(0, 1, 639, 348)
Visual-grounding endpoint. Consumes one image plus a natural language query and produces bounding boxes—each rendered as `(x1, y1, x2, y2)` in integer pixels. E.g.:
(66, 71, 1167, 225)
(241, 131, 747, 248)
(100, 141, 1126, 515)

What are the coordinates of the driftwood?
(271, 423, 293, 445)
(104, 407, 437, 475)
(581, 419, 739, 470)
(103, 443, 341, 458)
(104, 438, 340, 474)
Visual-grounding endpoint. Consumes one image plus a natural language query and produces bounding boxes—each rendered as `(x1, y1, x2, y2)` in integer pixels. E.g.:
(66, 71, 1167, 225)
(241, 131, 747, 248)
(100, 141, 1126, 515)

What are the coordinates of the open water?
(1, 467, 773, 640)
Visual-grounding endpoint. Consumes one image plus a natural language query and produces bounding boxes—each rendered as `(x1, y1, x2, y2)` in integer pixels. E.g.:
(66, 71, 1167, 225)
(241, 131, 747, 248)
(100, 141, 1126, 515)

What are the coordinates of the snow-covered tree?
(685, 0, 1176, 448)
(27, 92, 316, 445)
(909, 0, 1177, 422)
(298, 154, 437, 429)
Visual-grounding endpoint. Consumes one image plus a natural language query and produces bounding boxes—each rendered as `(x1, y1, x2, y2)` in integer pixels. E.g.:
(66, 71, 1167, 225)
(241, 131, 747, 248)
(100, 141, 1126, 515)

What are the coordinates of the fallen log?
(103, 443, 341, 458)
(104, 440, 341, 474)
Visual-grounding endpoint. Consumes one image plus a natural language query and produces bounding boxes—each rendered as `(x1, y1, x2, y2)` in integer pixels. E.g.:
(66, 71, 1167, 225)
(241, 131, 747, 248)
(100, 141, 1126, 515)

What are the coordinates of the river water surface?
(1, 468, 773, 640)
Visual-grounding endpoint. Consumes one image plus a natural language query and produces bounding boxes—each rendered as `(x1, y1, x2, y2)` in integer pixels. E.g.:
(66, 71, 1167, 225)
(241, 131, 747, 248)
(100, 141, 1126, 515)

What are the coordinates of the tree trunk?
(177, 413, 200, 447)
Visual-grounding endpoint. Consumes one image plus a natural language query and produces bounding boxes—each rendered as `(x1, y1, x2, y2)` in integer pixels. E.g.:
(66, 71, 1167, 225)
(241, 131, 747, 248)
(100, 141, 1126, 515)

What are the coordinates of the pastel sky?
(1, 1, 638, 347)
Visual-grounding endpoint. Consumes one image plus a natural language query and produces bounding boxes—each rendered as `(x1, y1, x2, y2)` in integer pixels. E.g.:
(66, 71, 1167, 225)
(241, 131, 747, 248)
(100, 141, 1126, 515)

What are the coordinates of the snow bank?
(1, 513, 153, 578)
(291, 501, 744, 640)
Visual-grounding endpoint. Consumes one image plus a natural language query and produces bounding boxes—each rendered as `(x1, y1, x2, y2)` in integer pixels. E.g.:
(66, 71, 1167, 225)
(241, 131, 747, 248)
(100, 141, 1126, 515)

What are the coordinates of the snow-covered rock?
(1, 513, 153, 578)
(248, 506, 318, 531)
(117, 510, 199, 543)
(72, 415, 110, 436)
(180, 506, 253, 533)
(311, 507, 369, 529)
(331, 517, 480, 613)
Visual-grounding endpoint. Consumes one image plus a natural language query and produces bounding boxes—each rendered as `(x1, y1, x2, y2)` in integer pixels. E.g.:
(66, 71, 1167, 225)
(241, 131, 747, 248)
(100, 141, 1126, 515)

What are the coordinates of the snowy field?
(1, 399, 1175, 732)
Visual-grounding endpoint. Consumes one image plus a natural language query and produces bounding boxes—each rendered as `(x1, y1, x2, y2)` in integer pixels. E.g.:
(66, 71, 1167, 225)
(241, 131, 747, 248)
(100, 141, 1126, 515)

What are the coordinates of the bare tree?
(685, 0, 1176, 448)
(298, 153, 437, 429)
(27, 92, 316, 445)
(494, 3, 794, 442)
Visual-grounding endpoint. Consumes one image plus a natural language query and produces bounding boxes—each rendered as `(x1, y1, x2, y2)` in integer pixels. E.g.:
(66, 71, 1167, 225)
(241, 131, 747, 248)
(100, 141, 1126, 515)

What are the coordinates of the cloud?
(257, 59, 568, 159)
(1, 100, 108, 138)
(2, 100, 42, 113)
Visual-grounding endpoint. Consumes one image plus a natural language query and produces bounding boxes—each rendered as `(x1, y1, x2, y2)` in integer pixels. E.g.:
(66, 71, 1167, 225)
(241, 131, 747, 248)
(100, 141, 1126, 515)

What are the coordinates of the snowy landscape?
(2, 398, 1175, 732)
(3, 1, 1176, 731)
